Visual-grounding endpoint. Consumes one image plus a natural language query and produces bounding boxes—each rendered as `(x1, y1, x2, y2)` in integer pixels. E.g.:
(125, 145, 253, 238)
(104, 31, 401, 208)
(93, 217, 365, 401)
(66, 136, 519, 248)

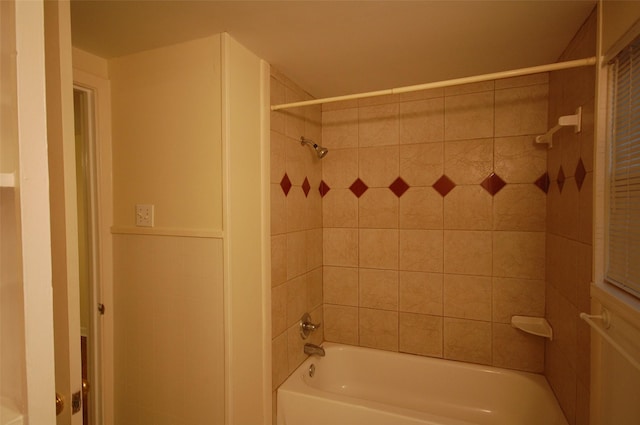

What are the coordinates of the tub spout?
(304, 343, 325, 357)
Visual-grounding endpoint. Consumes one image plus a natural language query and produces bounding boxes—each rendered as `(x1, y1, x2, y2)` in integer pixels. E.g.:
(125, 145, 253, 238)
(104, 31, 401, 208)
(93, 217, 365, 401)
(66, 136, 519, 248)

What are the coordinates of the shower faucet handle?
(299, 313, 321, 340)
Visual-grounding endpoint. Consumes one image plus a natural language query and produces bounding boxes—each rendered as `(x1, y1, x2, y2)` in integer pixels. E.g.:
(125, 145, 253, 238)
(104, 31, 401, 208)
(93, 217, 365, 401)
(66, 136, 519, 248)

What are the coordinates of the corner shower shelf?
(511, 316, 553, 340)
(0, 173, 15, 188)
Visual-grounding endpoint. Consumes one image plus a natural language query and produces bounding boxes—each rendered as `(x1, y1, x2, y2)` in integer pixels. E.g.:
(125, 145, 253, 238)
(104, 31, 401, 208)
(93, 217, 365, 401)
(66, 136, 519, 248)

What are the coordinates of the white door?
(43, 1, 84, 425)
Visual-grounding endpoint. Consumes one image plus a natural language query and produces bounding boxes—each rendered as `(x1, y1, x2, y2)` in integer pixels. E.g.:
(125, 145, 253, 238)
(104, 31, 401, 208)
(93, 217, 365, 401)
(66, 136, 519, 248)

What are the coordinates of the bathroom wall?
(545, 10, 596, 425)
(270, 68, 324, 410)
(109, 35, 225, 425)
(320, 75, 550, 372)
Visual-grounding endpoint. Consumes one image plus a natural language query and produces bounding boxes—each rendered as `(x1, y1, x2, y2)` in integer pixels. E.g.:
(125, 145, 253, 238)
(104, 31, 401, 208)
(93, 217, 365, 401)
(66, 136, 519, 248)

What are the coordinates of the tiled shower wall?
(320, 75, 551, 372)
(270, 69, 324, 401)
(544, 10, 596, 425)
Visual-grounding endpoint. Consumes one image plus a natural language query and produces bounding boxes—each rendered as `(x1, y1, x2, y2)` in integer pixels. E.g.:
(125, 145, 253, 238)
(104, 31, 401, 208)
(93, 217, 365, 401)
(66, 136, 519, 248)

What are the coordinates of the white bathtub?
(277, 343, 568, 425)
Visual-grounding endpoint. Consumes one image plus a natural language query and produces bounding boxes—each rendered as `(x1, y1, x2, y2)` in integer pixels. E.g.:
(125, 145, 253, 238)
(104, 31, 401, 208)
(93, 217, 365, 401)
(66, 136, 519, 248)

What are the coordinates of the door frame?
(73, 68, 114, 425)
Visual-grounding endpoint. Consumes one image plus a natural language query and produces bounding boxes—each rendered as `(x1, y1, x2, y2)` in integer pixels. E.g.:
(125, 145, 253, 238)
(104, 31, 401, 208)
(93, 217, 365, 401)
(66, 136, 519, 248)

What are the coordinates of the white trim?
(260, 58, 272, 423)
(72, 66, 114, 425)
(220, 33, 233, 425)
(271, 57, 597, 110)
(110, 225, 223, 239)
(15, 0, 57, 422)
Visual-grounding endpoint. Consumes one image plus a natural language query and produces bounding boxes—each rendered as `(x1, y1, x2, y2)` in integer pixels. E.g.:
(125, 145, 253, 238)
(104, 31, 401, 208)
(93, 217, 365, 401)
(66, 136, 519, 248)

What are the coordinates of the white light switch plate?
(135, 204, 154, 227)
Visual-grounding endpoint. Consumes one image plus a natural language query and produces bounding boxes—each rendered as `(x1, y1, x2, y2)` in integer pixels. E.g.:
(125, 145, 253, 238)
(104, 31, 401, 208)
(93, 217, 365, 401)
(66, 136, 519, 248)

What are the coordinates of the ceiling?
(70, 1, 597, 99)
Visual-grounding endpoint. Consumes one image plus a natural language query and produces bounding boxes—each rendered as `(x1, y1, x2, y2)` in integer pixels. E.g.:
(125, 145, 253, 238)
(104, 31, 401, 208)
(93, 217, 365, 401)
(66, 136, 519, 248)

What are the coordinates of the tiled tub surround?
(320, 75, 551, 373)
(270, 69, 325, 400)
(544, 10, 596, 425)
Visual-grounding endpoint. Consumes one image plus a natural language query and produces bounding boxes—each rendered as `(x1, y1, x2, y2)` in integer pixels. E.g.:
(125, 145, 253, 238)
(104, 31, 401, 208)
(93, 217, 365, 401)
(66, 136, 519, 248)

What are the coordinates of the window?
(607, 35, 640, 298)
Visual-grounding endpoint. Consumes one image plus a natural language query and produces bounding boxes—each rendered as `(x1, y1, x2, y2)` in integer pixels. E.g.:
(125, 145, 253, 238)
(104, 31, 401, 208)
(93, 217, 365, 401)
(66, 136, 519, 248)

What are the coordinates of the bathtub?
(277, 343, 568, 425)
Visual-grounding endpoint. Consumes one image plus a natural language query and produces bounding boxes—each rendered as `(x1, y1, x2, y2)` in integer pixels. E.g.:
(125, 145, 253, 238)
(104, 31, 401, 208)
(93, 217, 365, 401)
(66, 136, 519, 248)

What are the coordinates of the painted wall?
(109, 35, 225, 424)
(270, 68, 324, 419)
(109, 36, 223, 232)
(544, 10, 596, 425)
(320, 75, 549, 372)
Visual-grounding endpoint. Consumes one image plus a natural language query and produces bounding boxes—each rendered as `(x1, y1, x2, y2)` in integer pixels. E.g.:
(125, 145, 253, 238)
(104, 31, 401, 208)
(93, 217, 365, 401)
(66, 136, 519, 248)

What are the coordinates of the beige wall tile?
(307, 268, 323, 310)
(444, 91, 494, 140)
(492, 323, 544, 373)
(560, 131, 581, 178)
(546, 233, 579, 304)
(286, 274, 307, 327)
(271, 183, 286, 235)
(445, 81, 494, 96)
(444, 185, 492, 230)
(284, 87, 305, 139)
(399, 271, 443, 315)
(270, 77, 286, 133)
(286, 231, 307, 279)
(399, 98, 445, 144)
(494, 135, 547, 183)
(444, 230, 492, 276)
(495, 73, 549, 90)
(399, 229, 443, 272)
(286, 188, 307, 233)
(359, 268, 399, 310)
(444, 274, 492, 321)
(358, 94, 399, 107)
(322, 107, 359, 149)
(444, 138, 493, 184)
(399, 313, 443, 357)
(492, 277, 545, 323)
(399, 142, 444, 186)
(323, 189, 358, 228)
(558, 178, 580, 241)
(359, 308, 399, 351)
(287, 323, 306, 372)
(578, 172, 593, 244)
(272, 283, 287, 336)
(322, 98, 359, 112)
(399, 87, 444, 102)
(323, 304, 358, 344)
(271, 131, 287, 184)
(399, 187, 443, 229)
(493, 184, 546, 231)
(359, 188, 399, 229)
(306, 228, 323, 270)
(359, 103, 399, 147)
(323, 266, 359, 306)
(493, 231, 545, 280)
(359, 145, 399, 187)
(359, 228, 399, 270)
(444, 318, 492, 365)
(272, 332, 289, 390)
(323, 228, 358, 267)
(271, 235, 287, 286)
(495, 84, 548, 137)
(321, 147, 358, 188)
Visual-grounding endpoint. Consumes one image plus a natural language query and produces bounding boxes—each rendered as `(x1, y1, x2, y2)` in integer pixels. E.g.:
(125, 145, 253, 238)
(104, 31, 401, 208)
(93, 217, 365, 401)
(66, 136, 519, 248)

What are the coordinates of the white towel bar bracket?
(580, 309, 640, 372)
(535, 107, 582, 148)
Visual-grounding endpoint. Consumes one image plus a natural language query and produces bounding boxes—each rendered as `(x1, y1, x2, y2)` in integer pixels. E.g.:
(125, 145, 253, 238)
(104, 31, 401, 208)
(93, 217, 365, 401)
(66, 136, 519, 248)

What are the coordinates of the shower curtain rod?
(271, 56, 597, 111)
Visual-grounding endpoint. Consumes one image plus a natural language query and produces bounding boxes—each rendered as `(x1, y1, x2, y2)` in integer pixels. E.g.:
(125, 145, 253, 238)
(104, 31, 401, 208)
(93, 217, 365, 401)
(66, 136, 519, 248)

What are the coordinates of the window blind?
(608, 36, 640, 298)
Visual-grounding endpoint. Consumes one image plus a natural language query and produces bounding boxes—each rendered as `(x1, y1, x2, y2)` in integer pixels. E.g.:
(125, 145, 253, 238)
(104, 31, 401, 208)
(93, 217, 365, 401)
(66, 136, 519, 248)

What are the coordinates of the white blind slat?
(607, 38, 640, 298)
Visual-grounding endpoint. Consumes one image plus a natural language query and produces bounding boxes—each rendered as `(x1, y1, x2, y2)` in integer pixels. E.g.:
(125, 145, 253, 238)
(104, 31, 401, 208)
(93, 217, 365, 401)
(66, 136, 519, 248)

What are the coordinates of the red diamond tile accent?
(557, 167, 565, 193)
(389, 177, 410, 198)
(432, 175, 456, 197)
(575, 159, 586, 191)
(319, 180, 331, 197)
(481, 172, 506, 196)
(349, 178, 369, 198)
(534, 172, 550, 194)
(280, 173, 292, 196)
(302, 177, 311, 197)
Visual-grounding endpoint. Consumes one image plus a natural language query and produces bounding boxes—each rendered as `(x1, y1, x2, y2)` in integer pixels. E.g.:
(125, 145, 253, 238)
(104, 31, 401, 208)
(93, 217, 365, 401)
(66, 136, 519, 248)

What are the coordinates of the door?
(44, 1, 84, 424)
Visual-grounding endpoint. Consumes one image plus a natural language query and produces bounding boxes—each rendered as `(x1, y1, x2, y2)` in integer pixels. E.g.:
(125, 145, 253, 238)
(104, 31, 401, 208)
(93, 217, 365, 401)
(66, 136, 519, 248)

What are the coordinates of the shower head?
(300, 137, 328, 159)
